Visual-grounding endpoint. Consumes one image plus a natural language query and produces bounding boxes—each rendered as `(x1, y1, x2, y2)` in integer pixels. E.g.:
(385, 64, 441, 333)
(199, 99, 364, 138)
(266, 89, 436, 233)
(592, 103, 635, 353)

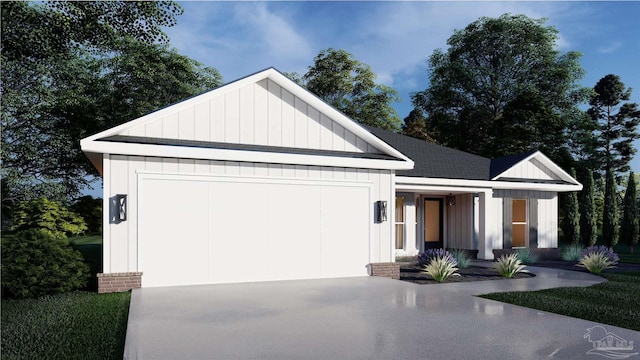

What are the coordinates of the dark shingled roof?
(98, 135, 402, 161)
(365, 126, 492, 180)
(489, 151, 537, 179)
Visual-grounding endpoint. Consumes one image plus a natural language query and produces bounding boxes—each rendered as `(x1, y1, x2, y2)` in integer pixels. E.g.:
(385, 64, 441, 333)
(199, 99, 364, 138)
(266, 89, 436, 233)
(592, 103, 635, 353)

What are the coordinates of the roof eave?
(81, 140, 414, 171)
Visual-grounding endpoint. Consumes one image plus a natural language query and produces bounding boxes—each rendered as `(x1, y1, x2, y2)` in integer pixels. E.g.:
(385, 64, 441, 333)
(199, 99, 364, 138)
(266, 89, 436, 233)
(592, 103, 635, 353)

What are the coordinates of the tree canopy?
(1, 1, 222, 202)
(587, 74, 640, 177)
(412, 13, 589, 160)
(295, 48, 402, 132)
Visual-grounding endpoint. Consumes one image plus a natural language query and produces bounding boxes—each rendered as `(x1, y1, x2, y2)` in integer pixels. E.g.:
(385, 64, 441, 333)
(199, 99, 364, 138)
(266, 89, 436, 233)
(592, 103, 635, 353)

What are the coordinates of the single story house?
(81, 68, 582, 291)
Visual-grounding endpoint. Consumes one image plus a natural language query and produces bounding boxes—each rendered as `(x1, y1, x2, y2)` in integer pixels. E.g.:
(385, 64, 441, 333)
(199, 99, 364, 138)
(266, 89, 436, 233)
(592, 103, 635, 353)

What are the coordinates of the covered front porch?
(393, 182, 560, 260)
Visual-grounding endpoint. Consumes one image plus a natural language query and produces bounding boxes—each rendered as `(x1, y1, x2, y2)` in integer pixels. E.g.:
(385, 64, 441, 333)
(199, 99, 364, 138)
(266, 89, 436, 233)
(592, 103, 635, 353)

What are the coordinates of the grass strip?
(479, 272, 640, 331)
(1, 291, 131, 360)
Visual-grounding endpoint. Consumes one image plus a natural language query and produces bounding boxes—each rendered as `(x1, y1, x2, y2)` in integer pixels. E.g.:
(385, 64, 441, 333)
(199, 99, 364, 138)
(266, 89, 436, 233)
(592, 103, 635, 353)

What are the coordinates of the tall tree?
(579, 170, 598, 247)
(412, 14, 589, 160)
(620, 171, 639, 253)
(603, 169, 620, 247)
(301, 48, 402, 131)
(1, 1, 222, 202)
(587, 74, 640, 178)
(402, 109, 437, 142)
(562, 169, 581, 244)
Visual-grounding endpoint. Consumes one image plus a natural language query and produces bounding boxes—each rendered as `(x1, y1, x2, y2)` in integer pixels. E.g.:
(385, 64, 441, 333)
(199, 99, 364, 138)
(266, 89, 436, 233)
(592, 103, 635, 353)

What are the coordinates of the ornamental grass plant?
(421, 257, 460, 282)
(561, 243, 584, 262)
(449, 248, 472, 268)
(493, 253, 528, 278)
(578, 246, 619, 274)
(514, 248, 538, 264)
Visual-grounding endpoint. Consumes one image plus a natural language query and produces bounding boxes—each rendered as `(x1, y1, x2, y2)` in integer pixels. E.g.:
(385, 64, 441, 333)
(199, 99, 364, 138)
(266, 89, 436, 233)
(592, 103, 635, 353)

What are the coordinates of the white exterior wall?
(446, 193, 474, 249)
(123, 79, 378, 154)
(537, 195, 558, 248)
(498, 158, 561, 181)
(102, 155, 394, 274)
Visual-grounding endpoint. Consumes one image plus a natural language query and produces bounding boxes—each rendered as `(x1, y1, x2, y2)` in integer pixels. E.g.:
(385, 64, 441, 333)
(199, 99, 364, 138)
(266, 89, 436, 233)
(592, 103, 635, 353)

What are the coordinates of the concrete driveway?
(124, 267, 639, 359)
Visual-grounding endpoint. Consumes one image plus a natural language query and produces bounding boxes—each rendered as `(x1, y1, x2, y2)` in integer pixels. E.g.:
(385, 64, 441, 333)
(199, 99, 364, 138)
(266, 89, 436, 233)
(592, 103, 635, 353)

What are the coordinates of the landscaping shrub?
(578, 246, 619, 274)
(514, 248, 538, 264)
(418, 248, 457, 267)
(561, 243, 584, 261)
(421, 257, 460, 282)
(71, 195, 103, 233)
(493, 253, 528, 278)
(1, 229, 90, 299)
(449, 249, 472, 268)
(13, 197, 87, 239)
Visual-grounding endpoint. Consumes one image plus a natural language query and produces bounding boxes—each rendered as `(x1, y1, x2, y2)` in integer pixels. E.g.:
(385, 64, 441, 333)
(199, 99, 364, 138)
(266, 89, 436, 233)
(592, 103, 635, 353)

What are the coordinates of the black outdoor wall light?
(116, 194, 127, 222)
(446, 193, 456, 206)
(376, 200, 388, 223)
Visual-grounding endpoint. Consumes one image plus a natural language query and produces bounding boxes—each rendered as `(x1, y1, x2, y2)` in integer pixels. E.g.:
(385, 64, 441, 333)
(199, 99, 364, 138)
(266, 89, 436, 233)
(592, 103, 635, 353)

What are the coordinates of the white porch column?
(404, 196, 418, 255)
(478, 190, 495, 260)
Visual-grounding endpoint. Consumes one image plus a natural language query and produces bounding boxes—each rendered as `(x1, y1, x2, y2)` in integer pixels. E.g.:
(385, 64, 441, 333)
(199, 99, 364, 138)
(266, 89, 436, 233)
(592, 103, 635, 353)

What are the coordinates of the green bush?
(13, 197, 87, 239)
(561, 243, 584, 261)
(515, 248, 538, 264)
(449, 249, 472, 268)
(421, 257, 460, 282)
(493, 253, 528, 278)
(1, 229, 90, 299)
(71, 196, 103, 233)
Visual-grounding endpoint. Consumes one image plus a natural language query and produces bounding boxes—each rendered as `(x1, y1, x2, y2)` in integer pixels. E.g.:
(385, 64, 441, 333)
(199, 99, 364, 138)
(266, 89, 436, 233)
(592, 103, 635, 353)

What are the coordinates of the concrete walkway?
(124, 267, 639, 359)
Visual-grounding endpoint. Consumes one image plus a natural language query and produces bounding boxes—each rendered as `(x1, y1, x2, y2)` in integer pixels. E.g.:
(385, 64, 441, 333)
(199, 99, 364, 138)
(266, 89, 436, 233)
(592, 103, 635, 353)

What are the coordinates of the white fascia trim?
(81, 68, 413, 164)
(395, 183, 490, 193)
(396, 176, 583, 192)
(82, 140, 414, 170)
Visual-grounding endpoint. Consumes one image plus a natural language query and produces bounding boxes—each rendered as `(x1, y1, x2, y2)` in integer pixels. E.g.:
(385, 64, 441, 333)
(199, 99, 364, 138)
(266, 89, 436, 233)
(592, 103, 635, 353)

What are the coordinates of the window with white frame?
(512, 199, 527, 247)
(395, 197, 405, 249)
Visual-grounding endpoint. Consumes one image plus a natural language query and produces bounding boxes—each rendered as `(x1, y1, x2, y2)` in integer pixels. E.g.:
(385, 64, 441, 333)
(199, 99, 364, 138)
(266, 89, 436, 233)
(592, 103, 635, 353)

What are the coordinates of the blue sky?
(84, 1, 640, 196)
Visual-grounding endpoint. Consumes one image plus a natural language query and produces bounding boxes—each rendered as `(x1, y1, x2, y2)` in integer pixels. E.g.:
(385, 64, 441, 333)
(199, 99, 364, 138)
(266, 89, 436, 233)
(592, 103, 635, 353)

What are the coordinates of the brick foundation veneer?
(369, 263, 400, 280)
(97, 272, 143, 293)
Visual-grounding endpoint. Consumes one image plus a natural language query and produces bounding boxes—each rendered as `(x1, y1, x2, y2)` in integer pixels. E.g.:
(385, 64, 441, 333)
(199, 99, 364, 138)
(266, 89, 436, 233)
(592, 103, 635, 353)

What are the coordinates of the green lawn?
(480, 272, 640, 331)
(1, 291, 131, 360)
(614, 244, 640, 264)
(69, 233, 103, 245)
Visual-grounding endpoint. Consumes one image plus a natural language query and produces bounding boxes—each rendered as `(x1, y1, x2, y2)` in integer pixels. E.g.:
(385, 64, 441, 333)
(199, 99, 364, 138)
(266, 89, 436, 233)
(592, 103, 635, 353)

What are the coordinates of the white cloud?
(232, 3, 312, 62)
(597, 41, 623, 54)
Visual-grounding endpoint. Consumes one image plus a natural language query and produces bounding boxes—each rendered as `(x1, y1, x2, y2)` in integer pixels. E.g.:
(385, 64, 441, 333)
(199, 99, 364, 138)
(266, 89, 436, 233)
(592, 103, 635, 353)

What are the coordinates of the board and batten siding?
(123, 79, 379, 154)
(103, 154, 394, 274)
(446, 193, 474, 249)
(497, 158, 561, 181)
(493, 189, 558, 249)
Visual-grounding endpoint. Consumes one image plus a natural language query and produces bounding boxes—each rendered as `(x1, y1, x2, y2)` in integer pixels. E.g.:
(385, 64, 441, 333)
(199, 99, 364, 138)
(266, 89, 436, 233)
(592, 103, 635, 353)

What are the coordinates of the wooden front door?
(424, 198, 443, 249)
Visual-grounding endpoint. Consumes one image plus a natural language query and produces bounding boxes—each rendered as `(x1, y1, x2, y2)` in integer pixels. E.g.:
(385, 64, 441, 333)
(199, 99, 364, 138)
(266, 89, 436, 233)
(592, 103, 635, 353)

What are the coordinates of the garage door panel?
(320, 186, 370, 277)
(265, 184, 322, 280)
(140, 179, 210, 287)
(209, 182, 270, 284)
(139, 174, 371, 287)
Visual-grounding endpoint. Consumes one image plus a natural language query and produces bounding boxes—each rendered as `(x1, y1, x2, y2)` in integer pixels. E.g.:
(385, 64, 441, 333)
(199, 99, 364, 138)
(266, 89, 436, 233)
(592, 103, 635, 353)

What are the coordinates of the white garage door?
(138, 173, 372, 287)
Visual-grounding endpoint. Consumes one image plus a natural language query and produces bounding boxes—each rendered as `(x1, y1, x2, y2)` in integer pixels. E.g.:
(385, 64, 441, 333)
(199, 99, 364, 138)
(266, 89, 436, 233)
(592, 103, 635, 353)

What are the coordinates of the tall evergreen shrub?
(603, 170, 619, 247)
(579, 170, 598, 246)
(620, 172, 639, 252)
(563, 168, 580, 244)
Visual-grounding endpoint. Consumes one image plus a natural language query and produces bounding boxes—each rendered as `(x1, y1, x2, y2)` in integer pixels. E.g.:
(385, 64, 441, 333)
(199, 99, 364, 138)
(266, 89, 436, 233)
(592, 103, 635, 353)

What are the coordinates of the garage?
(81, 68, 413, 292)
(138, 173, 372, 287)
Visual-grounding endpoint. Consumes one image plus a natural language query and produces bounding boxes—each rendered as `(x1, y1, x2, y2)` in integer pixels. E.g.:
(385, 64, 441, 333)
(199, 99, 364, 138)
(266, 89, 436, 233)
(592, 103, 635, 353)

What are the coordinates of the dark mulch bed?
(399, 262, 534, 285)
(529, 260, 640, 273)
(401, 260, 640, 285)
